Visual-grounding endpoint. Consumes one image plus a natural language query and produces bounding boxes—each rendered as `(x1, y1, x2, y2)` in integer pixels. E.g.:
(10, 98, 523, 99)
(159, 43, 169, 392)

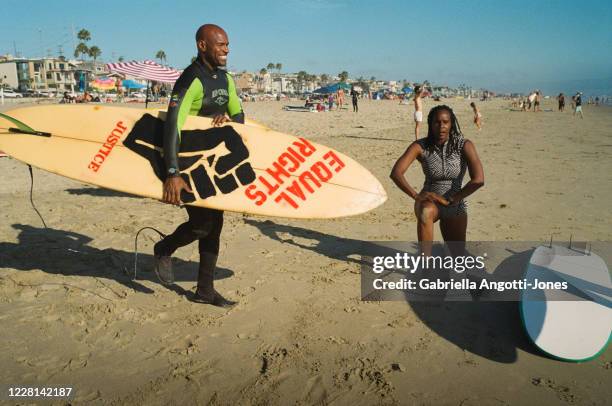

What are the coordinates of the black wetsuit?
(156, 58, 244, 258)
(351, 89, 359, 112)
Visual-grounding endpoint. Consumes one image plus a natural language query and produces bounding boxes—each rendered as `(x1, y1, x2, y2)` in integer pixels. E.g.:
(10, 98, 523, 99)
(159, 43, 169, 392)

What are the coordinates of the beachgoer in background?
(511, 97, 519, 109)
(527, 91, 535, 110)
(115, 78, 124, 102)
(413, 85, 425, 140)
(337, 87, 345, 110)
(61, 92, 74, 104)
(328, 93, 334, 111)
(390, 105, 484, 248)
(76, 91, 92, 103)
(470, 102, 482, 130)
(155, 23, 244, 307)
(558, 93, 565, 111)
(573, 92, 583, 119)
(305, 96, 313, 109)
(350, 85, 359, 113)
(534, 91, 541, 112)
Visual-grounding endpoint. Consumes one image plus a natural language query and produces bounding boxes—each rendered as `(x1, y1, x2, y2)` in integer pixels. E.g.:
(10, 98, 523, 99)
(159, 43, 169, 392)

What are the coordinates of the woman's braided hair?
(424, 105, 464, 156)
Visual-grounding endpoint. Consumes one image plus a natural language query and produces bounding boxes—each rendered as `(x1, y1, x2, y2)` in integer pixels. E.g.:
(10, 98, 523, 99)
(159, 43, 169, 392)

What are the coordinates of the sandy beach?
(1, 98, 611, 405)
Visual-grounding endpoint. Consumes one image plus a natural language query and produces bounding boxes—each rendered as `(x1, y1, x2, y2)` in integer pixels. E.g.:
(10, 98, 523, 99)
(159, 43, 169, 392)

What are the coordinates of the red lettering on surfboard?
(88, 121, 128, 172)
(244, 137, 347, 210)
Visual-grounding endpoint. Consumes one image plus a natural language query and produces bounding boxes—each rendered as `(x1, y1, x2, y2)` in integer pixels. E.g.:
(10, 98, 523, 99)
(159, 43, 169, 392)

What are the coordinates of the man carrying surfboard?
(154, 23, 244, 308)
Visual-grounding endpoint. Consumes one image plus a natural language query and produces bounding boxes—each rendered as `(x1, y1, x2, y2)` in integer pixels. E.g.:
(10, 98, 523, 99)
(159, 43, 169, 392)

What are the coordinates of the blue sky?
(2, 0, 611, 94)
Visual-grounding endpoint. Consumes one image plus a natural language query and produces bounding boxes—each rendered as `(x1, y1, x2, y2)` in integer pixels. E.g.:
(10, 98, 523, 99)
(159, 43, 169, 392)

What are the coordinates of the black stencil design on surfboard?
(122, 114, 256, 203)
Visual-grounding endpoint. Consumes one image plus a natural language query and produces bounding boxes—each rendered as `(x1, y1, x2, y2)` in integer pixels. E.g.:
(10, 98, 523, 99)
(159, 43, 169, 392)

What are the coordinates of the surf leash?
(27, 165, 48, 229)
(133, 227, 166, 280)
(0, 113, 51, 227)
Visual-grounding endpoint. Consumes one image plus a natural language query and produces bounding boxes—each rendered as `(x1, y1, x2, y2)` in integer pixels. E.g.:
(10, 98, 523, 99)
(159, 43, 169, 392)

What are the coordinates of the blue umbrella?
(313, 82, 351, 94)
(402, 86, 413, 94)
(313, 85, 333, 94)
(122, 79, 147, 89)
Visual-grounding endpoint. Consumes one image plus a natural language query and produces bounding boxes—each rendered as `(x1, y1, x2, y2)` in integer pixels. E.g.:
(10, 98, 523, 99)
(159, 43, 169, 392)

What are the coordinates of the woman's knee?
(416, 201, 438, 223)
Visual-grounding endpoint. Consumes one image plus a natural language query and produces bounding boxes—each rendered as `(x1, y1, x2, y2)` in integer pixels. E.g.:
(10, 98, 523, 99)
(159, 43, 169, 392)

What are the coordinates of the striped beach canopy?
(106, 60, 182, 83)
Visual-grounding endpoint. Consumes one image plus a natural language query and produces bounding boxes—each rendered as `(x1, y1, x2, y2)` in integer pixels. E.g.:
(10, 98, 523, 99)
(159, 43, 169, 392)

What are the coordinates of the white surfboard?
(521, 245, 612, 362)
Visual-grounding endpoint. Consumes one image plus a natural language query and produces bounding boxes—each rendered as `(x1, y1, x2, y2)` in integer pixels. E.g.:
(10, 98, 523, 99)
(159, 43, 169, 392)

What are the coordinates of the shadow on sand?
(65, 187, 141, 199)
(0, 224, 233, 298)
(244, 218, 540, 363)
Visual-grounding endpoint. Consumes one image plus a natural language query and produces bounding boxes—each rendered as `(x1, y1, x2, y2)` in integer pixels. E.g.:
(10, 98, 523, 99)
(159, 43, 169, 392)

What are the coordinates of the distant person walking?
(337, 87, 345, 110)
(470, 102, 482, 130)
(534, 91, 541, 112)
(527, 91, 536, 110)
(573, 92, 584, 119)
(350, 85, 359, 113)
(413, 85, 425, 140)
(558, 93, 565, 112)
(327, 93, 334, 111)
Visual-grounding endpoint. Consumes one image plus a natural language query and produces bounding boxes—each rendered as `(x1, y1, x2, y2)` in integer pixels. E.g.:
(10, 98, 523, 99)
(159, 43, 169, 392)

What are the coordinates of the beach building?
(0, 57, 19, 90)
(0, 54, 82, 92)
(271, 76, 295, 95)
(38, 57, 79, 92)
(234, 72, 256, 94)
(256, 71, 273, 93)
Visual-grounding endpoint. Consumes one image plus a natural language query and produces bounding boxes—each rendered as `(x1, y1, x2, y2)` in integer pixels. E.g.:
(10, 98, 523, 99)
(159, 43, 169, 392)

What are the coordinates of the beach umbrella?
(313, 82, 352, 94)
(401, 86, 413, 94)
(333, 82, 351, 91)
(313, 85, 333, 94)
(90, 77, 115, 91)
(122, 79, 147, 89)
(106, 60, 182, 106)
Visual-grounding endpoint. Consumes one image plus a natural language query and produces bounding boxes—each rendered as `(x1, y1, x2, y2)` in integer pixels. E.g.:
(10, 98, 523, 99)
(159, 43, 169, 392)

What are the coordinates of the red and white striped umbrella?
(106, 60, 182, 83)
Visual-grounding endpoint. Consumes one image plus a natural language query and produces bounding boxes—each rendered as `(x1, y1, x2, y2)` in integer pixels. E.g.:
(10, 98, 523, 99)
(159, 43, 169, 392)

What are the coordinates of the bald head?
(196, 24, 226, 42)
(195, 24, 229, 68)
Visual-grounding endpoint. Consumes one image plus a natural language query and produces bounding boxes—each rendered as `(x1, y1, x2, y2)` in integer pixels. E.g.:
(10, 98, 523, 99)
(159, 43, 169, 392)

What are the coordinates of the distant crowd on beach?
(505, 90, 605, 119)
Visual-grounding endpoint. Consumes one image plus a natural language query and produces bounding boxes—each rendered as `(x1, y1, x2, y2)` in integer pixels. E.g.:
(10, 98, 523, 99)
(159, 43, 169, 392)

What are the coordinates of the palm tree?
(297, 70, 307, 93)
(88, 46, 101, 62)
(74, 43, 89, 59)
(275, 63, 282, 74)
(118, 56, 124, 62)
(74, 29, 92, 60)
(257, 68, 268, 92)
(338, 71, 349, 82)
(320, 74, 329, 85)
(155, 50, 167, 65)
(77, 29, 91, 42)
(266, 62, 275, 72)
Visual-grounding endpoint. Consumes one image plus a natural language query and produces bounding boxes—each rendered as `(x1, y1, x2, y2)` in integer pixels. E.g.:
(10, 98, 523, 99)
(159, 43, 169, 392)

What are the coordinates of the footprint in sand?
(302, 375, 328, 404)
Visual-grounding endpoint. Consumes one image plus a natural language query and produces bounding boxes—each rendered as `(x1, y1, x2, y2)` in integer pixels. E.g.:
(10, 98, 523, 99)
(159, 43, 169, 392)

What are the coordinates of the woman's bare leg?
(440, 214, 468, 256)
(415, 200, 440, 256)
